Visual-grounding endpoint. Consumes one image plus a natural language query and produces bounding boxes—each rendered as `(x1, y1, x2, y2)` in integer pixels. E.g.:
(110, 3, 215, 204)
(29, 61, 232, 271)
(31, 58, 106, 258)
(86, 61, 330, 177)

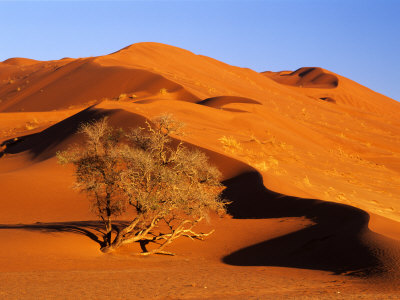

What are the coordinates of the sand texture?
(1, 42, 400, 299)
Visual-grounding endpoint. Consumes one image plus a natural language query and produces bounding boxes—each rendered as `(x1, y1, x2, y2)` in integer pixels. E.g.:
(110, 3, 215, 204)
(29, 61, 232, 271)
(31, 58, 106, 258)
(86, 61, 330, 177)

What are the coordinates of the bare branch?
(58, 114, 226, 255)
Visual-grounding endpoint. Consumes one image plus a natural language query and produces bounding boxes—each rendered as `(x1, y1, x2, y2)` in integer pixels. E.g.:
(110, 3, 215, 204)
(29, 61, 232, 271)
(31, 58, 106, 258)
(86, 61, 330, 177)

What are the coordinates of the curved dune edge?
(135, 96, 262, 113)
(2, 42, 400, 120)
(197, 96, 261, 108)
(262, 67, 339, 89)
(222, 171, 400, 279)
(1, 104, 400, 281)
(0, 58, 200, 112)
(1, 57, 41, 66)
(0, 43, 400, 294)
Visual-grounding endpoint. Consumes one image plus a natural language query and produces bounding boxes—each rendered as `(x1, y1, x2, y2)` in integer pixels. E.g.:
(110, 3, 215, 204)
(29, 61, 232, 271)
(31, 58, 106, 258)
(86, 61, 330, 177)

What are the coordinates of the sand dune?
(1, 57, 41, 66)
(223, 171, 400, 278)
(1, 42, 400, 297)
(0, 59, 198, 112)
(263, 67, 339, 89)
(2, 101, 400, 276)
(1, 105, 147, 161)
(197, 96, 261, 112)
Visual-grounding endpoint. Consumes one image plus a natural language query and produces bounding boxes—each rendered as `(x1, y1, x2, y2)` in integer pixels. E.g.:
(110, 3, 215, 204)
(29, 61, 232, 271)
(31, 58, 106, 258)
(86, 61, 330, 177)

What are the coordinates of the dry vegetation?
(218, 134, 285, 174)
(57, 114, 226, 255)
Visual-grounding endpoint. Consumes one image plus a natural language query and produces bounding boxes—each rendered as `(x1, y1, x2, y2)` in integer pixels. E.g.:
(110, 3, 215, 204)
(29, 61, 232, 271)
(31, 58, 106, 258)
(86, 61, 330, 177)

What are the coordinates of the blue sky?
(1, 0, 399, 101)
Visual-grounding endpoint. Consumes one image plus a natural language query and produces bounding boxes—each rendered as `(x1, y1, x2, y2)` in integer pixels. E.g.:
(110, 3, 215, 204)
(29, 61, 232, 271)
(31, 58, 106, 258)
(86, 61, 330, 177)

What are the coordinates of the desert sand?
(1, 42, 400, 299)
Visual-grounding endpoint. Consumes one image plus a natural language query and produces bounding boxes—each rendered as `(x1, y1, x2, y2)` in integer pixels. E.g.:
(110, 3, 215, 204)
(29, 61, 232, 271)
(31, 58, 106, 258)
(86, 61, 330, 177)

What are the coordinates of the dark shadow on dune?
(293, 67, 339, 88)
(222, 171, 388, 276)
(263, 67, 339, 89)
(320, 97, 336, 103)
(1, 105, 396, 277)
(1, 106, 114, 160)
(197, 96, 261, 109)
(0, 105, 148, 161)
(195, 96, 261, 113)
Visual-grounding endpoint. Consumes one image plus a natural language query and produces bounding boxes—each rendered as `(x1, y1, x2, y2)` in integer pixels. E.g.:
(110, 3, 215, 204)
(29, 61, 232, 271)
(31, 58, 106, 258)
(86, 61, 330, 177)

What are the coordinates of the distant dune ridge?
(1, 42, 400, 297)
(262, 67, 339, 89)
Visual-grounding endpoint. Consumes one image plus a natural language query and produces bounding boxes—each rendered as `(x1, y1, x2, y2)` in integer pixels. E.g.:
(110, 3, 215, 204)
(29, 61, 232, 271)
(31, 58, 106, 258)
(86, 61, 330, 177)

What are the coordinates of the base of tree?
(100, 245, 175, 256)
(100, 246, 116, 253)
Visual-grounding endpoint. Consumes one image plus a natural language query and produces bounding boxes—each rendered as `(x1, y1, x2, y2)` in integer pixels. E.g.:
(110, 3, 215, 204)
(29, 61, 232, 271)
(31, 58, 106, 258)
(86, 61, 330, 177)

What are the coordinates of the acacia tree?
(57, 114, 226, 255)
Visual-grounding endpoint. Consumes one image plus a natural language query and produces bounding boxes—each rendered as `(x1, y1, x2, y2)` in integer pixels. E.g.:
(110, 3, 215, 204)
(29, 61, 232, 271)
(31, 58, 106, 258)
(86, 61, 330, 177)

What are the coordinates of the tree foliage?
(57, 114, 226, 255)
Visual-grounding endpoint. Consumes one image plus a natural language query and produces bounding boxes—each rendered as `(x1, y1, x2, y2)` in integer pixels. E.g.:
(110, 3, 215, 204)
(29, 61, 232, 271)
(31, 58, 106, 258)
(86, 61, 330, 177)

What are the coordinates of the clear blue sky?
(1, 0, 399, 101)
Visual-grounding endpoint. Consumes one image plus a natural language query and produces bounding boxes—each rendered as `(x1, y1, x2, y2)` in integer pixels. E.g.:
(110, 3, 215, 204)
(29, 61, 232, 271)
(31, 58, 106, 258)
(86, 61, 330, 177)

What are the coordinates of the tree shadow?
(0, 106, 396, 276)
(222, 171, 391, 276)
(0, 220, 131, 249)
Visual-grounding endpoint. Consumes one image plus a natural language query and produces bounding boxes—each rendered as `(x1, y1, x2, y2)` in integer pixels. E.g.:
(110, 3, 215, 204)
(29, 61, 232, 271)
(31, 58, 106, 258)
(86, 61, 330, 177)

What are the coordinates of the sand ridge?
(1, 42, 400, 298)
(262, 67, 339, 89)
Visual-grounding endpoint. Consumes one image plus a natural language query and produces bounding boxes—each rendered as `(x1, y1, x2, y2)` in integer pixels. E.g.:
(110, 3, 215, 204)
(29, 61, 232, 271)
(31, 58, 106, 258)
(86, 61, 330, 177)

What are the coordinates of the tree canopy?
(57, 114, 226, 255)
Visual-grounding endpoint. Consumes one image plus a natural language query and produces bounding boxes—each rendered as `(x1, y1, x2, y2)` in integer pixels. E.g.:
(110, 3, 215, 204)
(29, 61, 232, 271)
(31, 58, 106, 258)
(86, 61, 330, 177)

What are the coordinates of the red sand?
(1, 42, 400, 299)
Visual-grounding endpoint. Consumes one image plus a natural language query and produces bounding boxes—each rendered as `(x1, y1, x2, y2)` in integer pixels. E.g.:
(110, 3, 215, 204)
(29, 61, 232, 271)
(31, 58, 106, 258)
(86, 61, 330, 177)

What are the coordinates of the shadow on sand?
(222, 171, 393, 276)
(0, 105, 148, 161)
(0, 221, 130, 249)
(0, 106, 115, 160)
(0, 166, 397, 277)
(1, 105, 397, 277)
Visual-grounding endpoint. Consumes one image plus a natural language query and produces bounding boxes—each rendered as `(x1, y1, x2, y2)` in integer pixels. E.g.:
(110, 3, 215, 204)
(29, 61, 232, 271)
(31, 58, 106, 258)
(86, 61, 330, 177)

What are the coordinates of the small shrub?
(303, 176, 312, 187)
(219, 136, 243, 153)
(117, 93, 127, 100)
(25, 118, 39, 130)
(159, 88, 168, 95)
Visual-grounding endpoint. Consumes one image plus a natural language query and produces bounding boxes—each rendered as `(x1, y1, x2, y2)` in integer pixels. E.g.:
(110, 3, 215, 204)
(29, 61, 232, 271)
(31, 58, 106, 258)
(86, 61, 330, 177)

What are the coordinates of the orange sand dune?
(2, 101, 400, 273)
(1, 43, 400, 298)
(263, 67, 339, 89)
(197, 95, 261, 112)
(0, 59, 198, 112)
(1, 57, 41, 66)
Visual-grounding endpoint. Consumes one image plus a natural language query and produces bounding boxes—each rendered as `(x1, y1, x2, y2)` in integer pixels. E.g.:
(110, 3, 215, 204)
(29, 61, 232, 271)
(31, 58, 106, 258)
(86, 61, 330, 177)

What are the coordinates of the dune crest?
(263, 67, 339, 89)
(1, 57, 41, 66)
(1, 43, 400, 295)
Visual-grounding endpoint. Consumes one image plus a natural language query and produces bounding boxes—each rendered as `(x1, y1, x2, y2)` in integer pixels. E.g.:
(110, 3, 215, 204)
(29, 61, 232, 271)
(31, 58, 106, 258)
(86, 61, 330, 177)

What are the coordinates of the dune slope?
(1, 43, 400, 297)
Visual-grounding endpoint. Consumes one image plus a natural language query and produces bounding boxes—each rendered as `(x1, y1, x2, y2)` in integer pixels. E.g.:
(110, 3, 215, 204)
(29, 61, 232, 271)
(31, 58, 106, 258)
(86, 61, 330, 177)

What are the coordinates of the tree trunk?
(100, 244, 116, 253)
(104, 218, 112, 246)
(104, 193, 112, 246)
(100, 217, 142, 253)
